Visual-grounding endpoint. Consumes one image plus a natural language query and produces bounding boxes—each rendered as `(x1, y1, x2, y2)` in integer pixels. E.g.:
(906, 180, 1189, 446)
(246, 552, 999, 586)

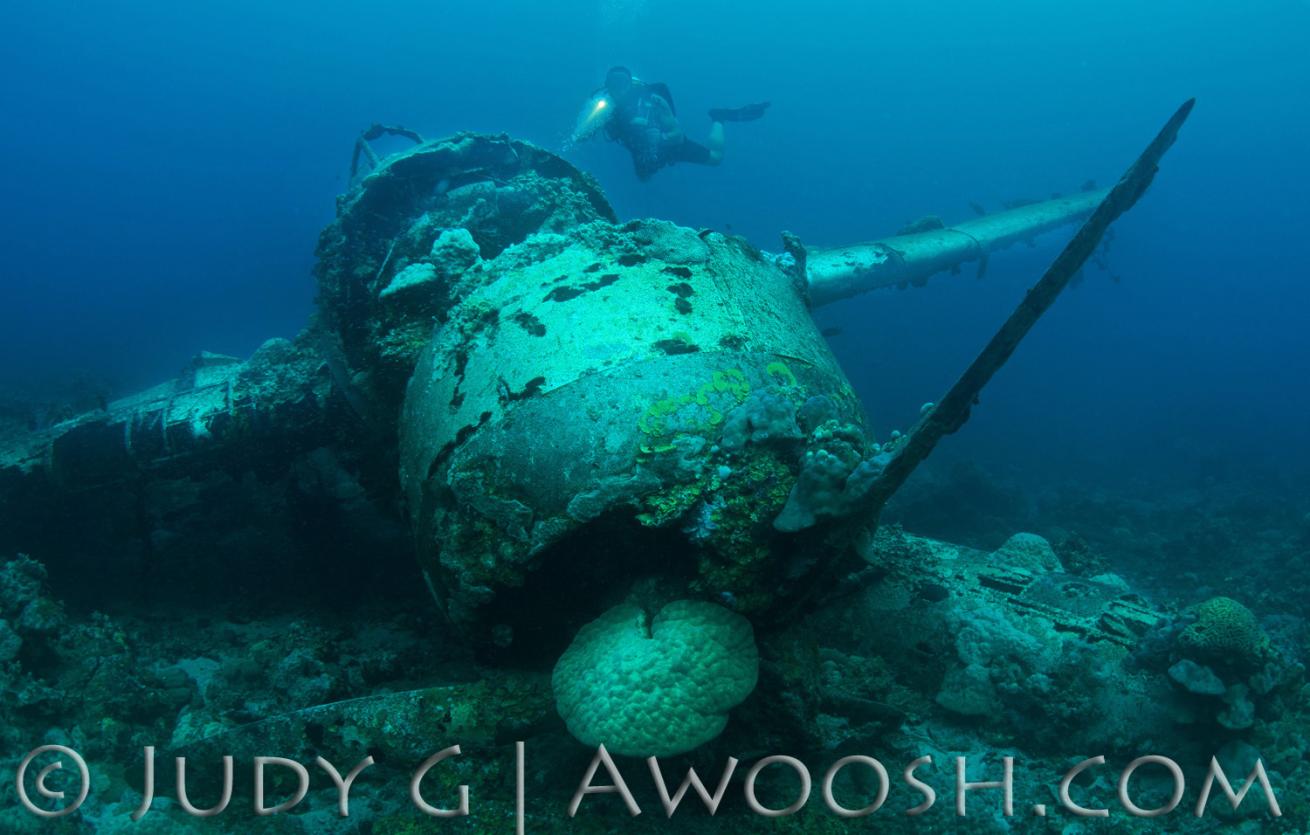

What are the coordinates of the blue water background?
(3, 0, 1307, 490)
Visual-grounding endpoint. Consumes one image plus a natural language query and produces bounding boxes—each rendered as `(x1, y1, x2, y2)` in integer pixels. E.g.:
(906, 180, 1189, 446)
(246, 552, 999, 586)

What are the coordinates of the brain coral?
(552, 600, 759, 757)
(1178, 597, 1266, 664)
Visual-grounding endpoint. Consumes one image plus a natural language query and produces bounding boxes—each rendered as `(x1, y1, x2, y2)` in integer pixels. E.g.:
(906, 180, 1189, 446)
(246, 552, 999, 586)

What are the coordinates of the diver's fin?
(709, 102, 770, 122)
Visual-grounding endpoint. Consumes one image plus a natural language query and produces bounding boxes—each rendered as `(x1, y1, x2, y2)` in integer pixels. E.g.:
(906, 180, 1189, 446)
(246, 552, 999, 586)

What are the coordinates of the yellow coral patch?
(637, 368, 751, 455)
(764, 361, 798, 387)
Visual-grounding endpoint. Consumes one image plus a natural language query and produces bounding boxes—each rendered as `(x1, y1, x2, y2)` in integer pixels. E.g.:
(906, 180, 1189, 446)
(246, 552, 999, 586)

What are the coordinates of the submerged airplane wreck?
(0, 128, 1130, 652)
(3, 101, 1298, 828)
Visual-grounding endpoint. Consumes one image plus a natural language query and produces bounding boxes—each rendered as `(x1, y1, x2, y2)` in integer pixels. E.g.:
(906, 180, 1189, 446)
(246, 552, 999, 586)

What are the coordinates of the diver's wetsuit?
(603, 80, 711, 180)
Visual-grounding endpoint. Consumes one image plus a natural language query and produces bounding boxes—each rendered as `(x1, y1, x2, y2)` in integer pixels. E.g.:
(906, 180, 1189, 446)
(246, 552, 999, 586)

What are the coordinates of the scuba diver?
(566, 66, 769, 181)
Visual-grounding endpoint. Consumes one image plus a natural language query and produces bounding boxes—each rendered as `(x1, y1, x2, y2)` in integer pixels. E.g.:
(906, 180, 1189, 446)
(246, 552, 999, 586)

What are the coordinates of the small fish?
(821, 326, 843, 338)
(1081, 179, 1098, 192)
(968, 200, 987, 216)
(1111, 273, 1122, 284)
